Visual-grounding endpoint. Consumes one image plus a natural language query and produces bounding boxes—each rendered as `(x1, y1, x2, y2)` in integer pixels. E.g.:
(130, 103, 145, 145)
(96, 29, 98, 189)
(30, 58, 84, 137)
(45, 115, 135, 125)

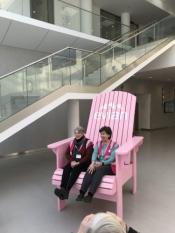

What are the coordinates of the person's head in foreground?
(77, 212, 127, 233)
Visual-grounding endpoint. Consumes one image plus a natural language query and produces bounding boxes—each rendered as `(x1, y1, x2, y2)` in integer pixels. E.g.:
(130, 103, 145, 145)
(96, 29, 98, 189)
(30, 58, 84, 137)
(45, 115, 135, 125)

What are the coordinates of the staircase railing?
(1, 15, 175, 122)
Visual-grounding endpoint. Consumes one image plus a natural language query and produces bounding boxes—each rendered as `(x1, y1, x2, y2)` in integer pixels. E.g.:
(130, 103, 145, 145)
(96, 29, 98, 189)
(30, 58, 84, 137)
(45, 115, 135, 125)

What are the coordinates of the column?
(68, 100, 80, 137)
(121, 12, 130, 36)
(80, 0, 93, 35)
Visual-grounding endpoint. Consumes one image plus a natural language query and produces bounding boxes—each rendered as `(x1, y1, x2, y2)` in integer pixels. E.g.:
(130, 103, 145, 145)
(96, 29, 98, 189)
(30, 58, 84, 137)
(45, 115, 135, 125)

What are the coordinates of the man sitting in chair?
(54, 126, 93, 200)
(76, 126, 118, 203)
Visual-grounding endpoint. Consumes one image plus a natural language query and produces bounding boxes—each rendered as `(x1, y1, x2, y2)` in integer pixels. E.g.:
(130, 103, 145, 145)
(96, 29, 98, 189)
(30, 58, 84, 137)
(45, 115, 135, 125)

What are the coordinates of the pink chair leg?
(57, 199, 65, 211)
(116, 186, 123, 219)
(132, 150, 137, 194)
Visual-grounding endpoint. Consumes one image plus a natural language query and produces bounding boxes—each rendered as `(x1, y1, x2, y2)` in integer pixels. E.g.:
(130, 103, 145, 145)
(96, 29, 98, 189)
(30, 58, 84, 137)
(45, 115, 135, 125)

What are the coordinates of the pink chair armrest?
(47, 138, 73, 168)
(114, 136, 144, 174)
(47, 138, 73, 150)
(117, 136, 144, 156)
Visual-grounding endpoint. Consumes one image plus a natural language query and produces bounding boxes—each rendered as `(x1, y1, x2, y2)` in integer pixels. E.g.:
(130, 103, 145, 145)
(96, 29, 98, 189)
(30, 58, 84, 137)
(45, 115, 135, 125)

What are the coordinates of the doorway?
(30, 0, 54, 24)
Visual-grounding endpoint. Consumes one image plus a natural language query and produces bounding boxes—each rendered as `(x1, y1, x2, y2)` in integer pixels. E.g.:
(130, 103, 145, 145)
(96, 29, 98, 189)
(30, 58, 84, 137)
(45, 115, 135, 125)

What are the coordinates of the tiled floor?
(0, 128, 175, 233)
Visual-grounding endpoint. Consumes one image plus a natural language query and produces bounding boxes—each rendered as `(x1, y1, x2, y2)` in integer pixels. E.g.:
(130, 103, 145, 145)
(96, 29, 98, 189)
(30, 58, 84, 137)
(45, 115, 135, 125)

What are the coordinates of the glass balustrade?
(0, 15, 175, 122)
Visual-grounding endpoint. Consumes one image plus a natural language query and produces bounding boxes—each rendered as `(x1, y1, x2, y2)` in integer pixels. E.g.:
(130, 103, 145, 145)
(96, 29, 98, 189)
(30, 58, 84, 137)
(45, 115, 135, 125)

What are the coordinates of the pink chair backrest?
(86, 91, 136, 145)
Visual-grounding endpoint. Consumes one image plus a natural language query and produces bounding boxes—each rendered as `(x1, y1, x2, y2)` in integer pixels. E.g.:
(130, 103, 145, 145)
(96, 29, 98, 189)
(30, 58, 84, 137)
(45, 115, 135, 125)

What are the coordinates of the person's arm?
(91, 145, 98, 163)
(79, 144, 93, 164)
(65, 145, 73, 162)
(102, 145, 118, 165)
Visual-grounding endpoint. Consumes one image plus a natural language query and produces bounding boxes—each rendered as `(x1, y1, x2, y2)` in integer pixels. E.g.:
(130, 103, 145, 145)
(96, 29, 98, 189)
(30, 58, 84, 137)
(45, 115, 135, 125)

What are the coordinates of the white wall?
(121, 78, 175, 129)
(138, 93, 151, 129)
(0, 45, 48, 77)
(0, 99, 92, 155)
(143, 45, 175, 71)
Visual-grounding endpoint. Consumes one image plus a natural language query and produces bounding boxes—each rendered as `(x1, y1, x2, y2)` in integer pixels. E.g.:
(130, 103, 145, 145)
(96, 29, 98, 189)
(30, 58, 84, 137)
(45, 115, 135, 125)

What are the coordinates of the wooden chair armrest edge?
(117, 136, 144, 156)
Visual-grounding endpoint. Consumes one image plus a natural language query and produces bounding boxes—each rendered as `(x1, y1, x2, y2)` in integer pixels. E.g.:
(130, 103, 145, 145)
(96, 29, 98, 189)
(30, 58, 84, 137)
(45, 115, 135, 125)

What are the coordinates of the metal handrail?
(57, 0, 130, 28)
(100, 15, 173, 54)
(84, 14, 172, 59)
(0, 15, 172, 81)
(0, 47, 95, 81)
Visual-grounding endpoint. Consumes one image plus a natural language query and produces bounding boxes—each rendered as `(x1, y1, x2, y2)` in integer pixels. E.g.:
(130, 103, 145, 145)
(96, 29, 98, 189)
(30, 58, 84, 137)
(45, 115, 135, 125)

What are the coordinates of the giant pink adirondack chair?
(47, 91, 144, 218)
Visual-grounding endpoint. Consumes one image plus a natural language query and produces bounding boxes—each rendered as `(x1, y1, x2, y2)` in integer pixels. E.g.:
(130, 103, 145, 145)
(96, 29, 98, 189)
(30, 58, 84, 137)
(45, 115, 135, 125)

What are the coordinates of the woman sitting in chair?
(76, 126, 118, 203)
(54, 126, 93, 200)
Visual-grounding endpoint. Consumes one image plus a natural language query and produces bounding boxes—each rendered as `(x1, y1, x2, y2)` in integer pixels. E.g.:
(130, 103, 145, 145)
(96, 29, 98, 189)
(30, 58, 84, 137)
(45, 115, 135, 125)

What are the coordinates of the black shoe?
(84, 194, 93, 203)
(54, 188, 64, 200)
(60, 188, 69, 200)
(76, 193, 84, 201)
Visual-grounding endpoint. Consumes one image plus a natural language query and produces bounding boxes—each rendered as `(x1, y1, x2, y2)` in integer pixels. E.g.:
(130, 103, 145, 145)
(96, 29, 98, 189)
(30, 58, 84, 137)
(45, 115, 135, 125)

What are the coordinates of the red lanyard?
(70, 139, 85, 156)
(98, 140, 112, 159)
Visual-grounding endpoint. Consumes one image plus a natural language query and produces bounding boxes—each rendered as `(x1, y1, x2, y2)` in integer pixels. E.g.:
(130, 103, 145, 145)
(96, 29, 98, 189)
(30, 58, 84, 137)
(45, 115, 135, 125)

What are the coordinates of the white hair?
(86, 213, 126, 233)
(74, 126, 85, 134)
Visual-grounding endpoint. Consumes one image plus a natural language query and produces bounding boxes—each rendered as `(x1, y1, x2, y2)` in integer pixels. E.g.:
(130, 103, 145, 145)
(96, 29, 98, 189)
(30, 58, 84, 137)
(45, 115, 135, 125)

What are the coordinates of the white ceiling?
(94, 0, 168, 25)
(0, 10, 108, 53)
(145, 0, 175, 15)
(135, 67, 175, 82)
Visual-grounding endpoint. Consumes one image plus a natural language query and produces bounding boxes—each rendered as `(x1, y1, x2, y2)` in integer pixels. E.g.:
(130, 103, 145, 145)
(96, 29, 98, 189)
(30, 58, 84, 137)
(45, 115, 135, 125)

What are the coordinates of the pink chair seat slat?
(52, 179, 114, 190)
(54, 169, 115, 183)
(52, 168, 116, 191)
(52, 178, 116, 196)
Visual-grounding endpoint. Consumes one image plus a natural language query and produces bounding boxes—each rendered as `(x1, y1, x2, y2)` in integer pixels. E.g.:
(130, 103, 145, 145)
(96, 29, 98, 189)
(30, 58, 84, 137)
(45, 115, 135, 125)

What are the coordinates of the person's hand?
(88, 163, 96, 174)
(95, 161, 102, 168)
(71, 161, 80, 168)
(70, 161, 76, 168)
(77, 214, 94, 233)
(74, 162, 80, 166)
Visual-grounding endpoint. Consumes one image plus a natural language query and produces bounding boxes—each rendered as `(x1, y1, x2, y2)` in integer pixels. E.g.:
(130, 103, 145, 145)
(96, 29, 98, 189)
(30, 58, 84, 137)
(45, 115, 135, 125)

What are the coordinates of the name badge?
(76, 154, 82, 159)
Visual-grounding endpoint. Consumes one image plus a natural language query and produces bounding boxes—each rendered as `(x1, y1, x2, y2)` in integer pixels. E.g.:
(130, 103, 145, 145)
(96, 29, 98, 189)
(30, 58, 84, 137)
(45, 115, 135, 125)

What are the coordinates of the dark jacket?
(128, 227, 139, 233)
(65, 136, 93, 164)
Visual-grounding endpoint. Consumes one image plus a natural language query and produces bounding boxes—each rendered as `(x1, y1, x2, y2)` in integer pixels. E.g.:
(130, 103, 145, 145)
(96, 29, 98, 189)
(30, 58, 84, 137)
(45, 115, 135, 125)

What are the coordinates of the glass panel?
(0, 70, 27, 122)
(100, 9, 131, 41)
(0, 0, 23, 15)
(50, 51, 71, 88)
(83, 53, 101, 86)
(26, 65, 40, 105)
(2, 15, 175, 122)
(0, 0, 128, 40)
(30, 59, 50, 99)
(55, 1, 81, 32)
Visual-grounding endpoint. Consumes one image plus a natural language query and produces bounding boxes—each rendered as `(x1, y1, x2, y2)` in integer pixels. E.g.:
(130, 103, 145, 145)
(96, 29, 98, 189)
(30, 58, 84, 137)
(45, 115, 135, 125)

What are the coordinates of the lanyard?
(70, 138, 85, 155)
(98, 140, 112, 158)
